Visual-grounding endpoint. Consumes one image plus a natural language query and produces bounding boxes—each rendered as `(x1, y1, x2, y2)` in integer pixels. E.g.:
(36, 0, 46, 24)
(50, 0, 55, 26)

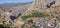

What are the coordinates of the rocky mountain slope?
(19, 0, 60, 28)
(0, 2, 32, 28)
(0, 0, 60, 28)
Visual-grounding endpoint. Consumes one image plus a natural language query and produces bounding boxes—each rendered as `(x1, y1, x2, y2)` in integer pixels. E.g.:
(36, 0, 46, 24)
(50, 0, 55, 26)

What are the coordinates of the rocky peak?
(29, 0, 60, 10)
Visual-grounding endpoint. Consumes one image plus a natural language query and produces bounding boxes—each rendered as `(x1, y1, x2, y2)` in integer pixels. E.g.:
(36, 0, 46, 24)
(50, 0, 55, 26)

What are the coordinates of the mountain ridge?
(0, 2, 33, 8)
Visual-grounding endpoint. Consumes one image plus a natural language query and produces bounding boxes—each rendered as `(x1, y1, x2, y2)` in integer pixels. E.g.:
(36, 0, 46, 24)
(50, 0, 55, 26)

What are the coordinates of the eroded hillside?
(0, 0, 60, 28)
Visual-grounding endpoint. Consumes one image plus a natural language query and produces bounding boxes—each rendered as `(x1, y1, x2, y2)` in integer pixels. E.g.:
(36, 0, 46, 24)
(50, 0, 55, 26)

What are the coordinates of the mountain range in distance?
(0, 2, 33, 9)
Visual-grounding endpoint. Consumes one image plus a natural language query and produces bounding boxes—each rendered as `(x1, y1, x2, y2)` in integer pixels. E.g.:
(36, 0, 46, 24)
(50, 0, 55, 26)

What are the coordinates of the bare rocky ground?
(0, 2, 32, 28)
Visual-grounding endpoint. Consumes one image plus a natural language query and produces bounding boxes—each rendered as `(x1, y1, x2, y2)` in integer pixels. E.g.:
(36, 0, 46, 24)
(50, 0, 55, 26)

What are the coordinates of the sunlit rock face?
(29, 0, 60, 10)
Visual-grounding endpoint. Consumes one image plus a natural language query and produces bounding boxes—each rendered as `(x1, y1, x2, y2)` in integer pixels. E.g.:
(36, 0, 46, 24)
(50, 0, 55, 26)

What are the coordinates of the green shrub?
(56, 16, 60, 22)
(21, 24, 28, 28)
(28, 19, 33, 24)
(5, 24, 10, 28)
(30, 25, 37, 28)
(0, 24, 4, 28)
(0, 24, 10, 28)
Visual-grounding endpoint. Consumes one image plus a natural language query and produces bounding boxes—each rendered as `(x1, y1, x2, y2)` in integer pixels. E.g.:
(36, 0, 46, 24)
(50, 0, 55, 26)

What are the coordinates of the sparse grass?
(32, 12, 49, 17)
(21, 12, 49, 20)
(21, 15, 31, 20)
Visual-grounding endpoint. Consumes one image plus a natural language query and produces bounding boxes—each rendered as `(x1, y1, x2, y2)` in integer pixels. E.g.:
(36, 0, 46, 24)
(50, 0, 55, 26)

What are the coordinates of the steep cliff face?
(25, 0, 60, 15)
(28, 0, 60, 10)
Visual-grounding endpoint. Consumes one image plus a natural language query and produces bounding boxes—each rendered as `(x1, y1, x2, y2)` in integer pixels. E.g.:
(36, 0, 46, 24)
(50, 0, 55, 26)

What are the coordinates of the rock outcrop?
(28, 0, 60, 10)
